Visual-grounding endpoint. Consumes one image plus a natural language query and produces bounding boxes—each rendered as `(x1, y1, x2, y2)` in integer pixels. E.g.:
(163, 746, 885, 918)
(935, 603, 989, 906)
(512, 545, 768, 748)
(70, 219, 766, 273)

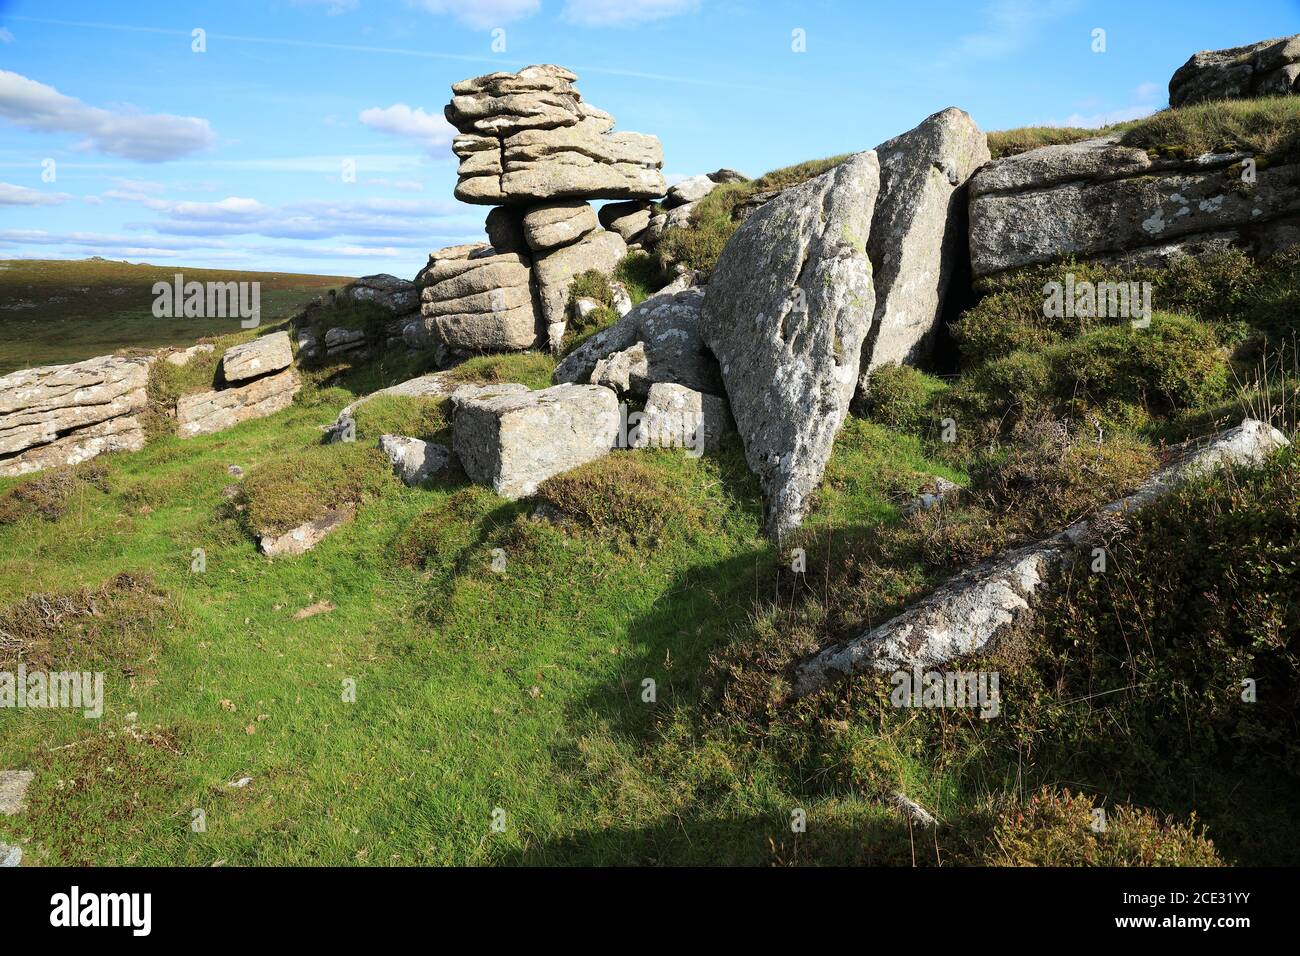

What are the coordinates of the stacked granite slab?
(419, 65, 663, 358)
(176, 331, 300, 438)
(0, 353, 151, 476)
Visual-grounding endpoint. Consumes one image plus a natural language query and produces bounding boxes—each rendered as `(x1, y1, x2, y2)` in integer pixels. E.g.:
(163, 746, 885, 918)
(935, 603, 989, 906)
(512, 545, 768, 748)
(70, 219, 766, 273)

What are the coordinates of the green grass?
(0, 259, 349, 375)
(986, 97, 1300, 163)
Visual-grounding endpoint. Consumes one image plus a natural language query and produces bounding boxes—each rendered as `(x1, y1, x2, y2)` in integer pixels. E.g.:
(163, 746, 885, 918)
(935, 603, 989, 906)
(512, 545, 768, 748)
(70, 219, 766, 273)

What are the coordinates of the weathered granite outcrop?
(340, 274, 420, 314)
(968, 134, 1300, 277)
(1169, 34, 1300, 107)
(177, 367, 300, 438)
(447, 65, 665, 205)
(701, 151, 881, 540)
(0, 353, 150, 476)
(552, 288, 721, 398)
(632, 382, 734, 452)
(790, 418, 1292, 698)
(453, 383, 620, 499)
(222, 332, 293, 384)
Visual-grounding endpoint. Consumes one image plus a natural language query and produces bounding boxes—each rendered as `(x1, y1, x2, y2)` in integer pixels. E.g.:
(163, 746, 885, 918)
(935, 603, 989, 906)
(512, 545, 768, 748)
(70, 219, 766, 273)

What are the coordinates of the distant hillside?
(0, 259, 353, 374)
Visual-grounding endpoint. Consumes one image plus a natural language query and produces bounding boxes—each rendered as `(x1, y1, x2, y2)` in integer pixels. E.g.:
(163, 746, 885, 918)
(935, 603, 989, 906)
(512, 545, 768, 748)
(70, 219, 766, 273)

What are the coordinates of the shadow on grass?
(501, 811, 928, 866)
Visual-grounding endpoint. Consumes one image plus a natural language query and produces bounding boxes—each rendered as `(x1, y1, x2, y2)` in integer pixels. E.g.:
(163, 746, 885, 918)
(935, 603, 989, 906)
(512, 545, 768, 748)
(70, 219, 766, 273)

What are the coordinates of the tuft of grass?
(443, 351, 556, 390)
(566, 269, 614, 308)
(986, 126, 1105, 159)
(751, 154, 851, 190)
(856, 364, 949, 433)
(612, 251, 664, 304)
(350, 394, 451, 445)
(239, 442, 391, 537)
(655, 155, 851, 275)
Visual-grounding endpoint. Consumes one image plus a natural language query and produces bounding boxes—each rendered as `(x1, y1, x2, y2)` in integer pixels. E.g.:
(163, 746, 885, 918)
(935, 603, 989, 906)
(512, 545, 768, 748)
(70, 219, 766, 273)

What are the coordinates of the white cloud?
(1048, 104, 1157, 129)
(0, 70, 216, 162)
(0, 28, 14, 43)
(141, 196, 267, 221)
(415, 0, 540, 30)
(562, 0, 697, 27)
(359, 104, 456, 156)
(0, 181, 72, 206)
(121, 193, 476, 241)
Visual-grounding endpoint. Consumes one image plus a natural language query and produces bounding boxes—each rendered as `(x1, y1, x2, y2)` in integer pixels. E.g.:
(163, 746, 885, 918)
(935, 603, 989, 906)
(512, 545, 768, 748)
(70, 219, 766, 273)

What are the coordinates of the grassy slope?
(0, 259, 350, 374)
(0, 357, 966, 864)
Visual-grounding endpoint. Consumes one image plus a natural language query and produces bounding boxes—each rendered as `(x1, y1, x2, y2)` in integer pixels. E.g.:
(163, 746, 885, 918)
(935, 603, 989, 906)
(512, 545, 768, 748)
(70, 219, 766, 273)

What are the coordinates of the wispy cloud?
(359, 104, 456, 156)
(414, 0, 541, 30)
(955, 0, 1080, 60)
(0, 70, 216, 162)
(562, 0, 698, 27)
(0, 181, 73, 206)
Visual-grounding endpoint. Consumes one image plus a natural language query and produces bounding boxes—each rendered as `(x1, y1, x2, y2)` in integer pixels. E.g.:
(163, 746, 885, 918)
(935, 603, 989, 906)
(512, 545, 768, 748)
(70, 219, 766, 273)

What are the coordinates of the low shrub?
(0, 572, 178, 672)
(974, 789, 1222, 866)
(0, 461, 110, 524)
(857, 364, 949, 433)
(533, 454, 702, 546)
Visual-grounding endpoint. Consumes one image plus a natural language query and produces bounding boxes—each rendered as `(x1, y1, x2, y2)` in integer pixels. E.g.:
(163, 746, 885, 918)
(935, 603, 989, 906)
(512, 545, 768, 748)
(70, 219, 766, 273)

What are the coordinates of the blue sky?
(1, 0, 1296, 279)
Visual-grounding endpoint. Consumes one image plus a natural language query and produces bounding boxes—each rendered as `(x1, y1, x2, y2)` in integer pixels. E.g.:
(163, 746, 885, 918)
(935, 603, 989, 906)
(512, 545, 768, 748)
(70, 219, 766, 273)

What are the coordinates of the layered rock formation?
(419, 65, 664, 358)
(447, 65, 665, 205)
(701, 151, 881, 540)
(0, 353, 150, 477)
(1169, 34, 1300, 107)
(968, 135, 1300, 278)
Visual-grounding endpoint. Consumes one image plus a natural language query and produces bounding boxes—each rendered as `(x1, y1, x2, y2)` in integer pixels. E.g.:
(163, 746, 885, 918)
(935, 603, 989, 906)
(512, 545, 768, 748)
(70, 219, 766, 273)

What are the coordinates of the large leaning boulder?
(701, 151, 881, 539)
(453, 383, 620, 499)
(0, 353, 150, 476)
(447, 65, 666, 205)
(1169, 34, 1300, 107)
(858, 107, 988, 380)
(968, 135, 1300, 277)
